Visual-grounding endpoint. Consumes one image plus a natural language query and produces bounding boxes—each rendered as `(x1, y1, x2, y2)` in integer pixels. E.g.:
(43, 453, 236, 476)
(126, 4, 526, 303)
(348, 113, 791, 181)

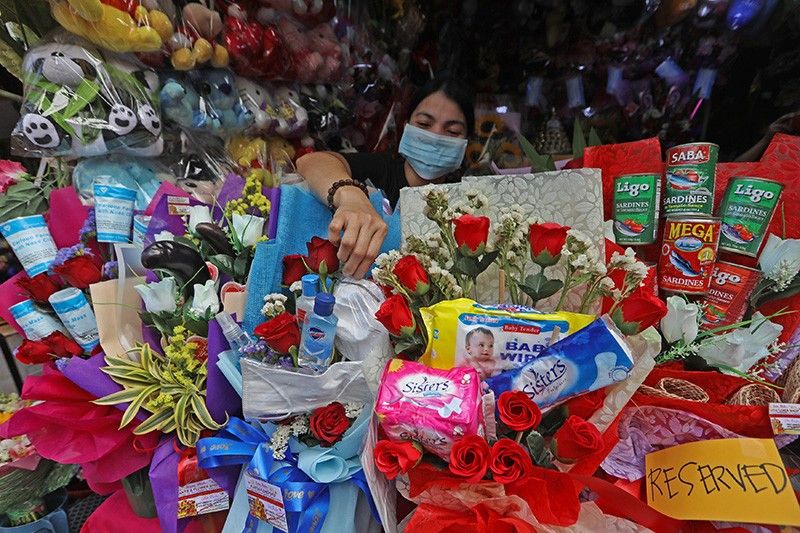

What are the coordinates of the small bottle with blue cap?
(298, 293, 338, 372)
(295, 274, 319, 327)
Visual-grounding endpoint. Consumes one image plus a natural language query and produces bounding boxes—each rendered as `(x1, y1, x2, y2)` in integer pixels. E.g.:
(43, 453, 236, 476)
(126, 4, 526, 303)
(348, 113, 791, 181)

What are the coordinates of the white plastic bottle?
(298, 293, 338, 372)
(295, 274, 320, 327)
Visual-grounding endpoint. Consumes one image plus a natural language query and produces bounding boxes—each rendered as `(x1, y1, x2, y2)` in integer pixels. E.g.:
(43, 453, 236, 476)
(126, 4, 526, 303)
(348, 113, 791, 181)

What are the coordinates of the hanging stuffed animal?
(169, 3, 230, 70)
(223, 0, 290, 78)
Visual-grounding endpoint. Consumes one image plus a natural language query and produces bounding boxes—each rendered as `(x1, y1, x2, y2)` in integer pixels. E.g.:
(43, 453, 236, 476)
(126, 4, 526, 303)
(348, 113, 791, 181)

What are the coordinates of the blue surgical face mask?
(398, 124, 468, 180)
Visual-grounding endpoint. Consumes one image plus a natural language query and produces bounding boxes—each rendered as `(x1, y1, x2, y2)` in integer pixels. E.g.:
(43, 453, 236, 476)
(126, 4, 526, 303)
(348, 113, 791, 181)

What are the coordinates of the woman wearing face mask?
(297, 77, 474, 279)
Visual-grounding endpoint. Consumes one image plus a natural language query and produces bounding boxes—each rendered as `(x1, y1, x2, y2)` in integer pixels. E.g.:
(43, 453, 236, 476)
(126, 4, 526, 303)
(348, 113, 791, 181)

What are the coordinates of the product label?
(132, 215, 151, 248)
(168, 196, 191, 216)
(701, 262, 760, 330)
(769, 403, 800, 435)
(245, 473, 288, 531)
(613, 173, 661, 245)
(177, 478, 229, 518)
(94, 184, 136, 243)
(719, 178, 783, 256)
(9, 300, 62, 340)
(49, 289, 99, 351)
(0, 215, 58, 276)
(659, 218, 720, 294)
(454, 313, 568, 379)
(664, 143, 718, 215)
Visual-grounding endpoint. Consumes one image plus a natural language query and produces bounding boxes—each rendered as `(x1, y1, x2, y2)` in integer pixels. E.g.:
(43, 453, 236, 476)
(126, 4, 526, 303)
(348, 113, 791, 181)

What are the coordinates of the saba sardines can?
(718, 177, 783, 257)
(664, 142, 719, 216)
(658, 216, 721, 295)
(612, 173, 661, 245)
(700, 261, 761, 331)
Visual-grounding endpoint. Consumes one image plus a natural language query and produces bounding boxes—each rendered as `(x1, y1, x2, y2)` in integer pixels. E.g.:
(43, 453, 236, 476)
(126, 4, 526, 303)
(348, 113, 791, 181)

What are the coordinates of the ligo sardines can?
(664, 142, 719, 216)
(718, 177, 783, 257)
(613, 173, 661, 245)
(700, 262, 760, 331)
(658, 216, 721, 295)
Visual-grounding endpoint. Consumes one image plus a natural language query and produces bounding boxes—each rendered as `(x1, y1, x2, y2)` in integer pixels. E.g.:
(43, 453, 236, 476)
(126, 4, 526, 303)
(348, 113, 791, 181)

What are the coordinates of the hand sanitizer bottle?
(295, 274, 319, 327)
(298, 293, 338, 372)
(215, 311, 256, 370)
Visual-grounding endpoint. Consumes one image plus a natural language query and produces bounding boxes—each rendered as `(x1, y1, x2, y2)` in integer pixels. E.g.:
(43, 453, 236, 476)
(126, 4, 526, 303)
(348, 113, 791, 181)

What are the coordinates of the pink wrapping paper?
(47, 187, 89, 248)
(0, 272, 30, 335)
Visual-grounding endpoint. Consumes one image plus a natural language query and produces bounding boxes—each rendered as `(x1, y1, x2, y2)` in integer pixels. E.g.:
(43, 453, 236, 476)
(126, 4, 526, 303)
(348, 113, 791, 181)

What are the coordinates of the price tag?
(177, 477, 229, 518)
(769, 403, 800, 435)
(245, 472, 288, 531)
(168, 195, 191, 216)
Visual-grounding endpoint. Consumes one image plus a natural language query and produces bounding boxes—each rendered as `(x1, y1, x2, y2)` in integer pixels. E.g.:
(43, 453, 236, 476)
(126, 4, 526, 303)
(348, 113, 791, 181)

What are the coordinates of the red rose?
(375, 294, 415, 337)
(489, 438, 534, 484)
(610, 287, 667, 335)
(564, 389, 606, 419)
(453, 214, 490, 257)
(305, 237, 339, 276)
(553, 415, 603, 463)
(309, 402, 350, 445)
(392, 256, 429, 296)
(53, 255, 102, 289)
(16, 274, 61, 303)
(42, 331, 84, 357)
(282, 254, 308, 286)
(374, 440, 423, 480)
(528, 222, 569, 267)
(254, 312, 301, 354)
(448, 435, 491, 482)
(15, 339, 52, 364)
(497, 391, 542, 432)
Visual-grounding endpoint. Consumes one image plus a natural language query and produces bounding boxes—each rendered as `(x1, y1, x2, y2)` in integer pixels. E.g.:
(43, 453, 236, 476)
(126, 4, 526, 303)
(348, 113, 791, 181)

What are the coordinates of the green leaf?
(588, 127, 602, 147)
(101, 367, 153, 384)
(526, 430, 550, 465)
(120, 384, 159, 428)
(208, 254, 235, 277)
(93, 387, 147, 406)
(572, 117, 586, 159)
(173, 236, 199, 251)
(233, 253, 249, 282)
(453, 255, 479, 278)
(133, 407, 173, 435)
(518, 272, 564, 302)
(517, 132, 556, 172)
(537, 405, 569, 437)
(190, 393, 224, 430)
(477, 250, 500, 273)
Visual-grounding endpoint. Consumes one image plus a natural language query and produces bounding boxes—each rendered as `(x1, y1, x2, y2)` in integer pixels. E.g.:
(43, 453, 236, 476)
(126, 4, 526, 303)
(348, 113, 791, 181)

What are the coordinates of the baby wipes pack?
(420, 298, 594, 378)
(484, 316, 634, 409)
(375, 359, 483, 459)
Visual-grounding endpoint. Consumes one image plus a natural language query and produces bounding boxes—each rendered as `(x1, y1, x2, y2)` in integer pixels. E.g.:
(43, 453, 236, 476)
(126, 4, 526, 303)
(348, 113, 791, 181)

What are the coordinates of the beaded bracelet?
(326, 179, 369, 211)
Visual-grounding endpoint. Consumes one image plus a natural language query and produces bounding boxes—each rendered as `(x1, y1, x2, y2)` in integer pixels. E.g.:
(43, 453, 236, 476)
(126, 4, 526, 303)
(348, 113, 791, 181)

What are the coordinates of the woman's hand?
(328, 187, 388, 279)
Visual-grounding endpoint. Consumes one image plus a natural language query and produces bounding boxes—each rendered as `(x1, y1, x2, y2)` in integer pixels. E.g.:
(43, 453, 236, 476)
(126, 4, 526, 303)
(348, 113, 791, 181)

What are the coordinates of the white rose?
(191, 279, 220, 315)
(660, 296, 699, 344)
(759, 234, 800, 282)
(231, 213, 265, 247)
(697, 313, 782, 372)
(187, 205, 213, 233)
(135, 277, 177, 314)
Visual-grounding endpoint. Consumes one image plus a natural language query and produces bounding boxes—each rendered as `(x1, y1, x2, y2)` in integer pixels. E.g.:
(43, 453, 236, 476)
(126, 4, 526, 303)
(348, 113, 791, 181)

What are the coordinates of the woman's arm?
(296, 151, 388, 279)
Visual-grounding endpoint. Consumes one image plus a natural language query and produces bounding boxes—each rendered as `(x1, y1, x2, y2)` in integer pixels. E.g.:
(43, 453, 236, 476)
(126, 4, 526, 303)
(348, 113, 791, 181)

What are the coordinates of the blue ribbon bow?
(198, 417, 379, 533)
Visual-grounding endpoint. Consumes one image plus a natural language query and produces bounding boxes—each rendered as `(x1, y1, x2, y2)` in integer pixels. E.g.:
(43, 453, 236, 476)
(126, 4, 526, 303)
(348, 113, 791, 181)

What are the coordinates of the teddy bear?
(276, 16, 323, 83)
(223, 1, 290, 79)
(306, 22, 344, 81)
(236, 76, 272, 131)
(168, 3, 230, 71)
(258, 0, 335, 28)
(50, 0, 172, 53)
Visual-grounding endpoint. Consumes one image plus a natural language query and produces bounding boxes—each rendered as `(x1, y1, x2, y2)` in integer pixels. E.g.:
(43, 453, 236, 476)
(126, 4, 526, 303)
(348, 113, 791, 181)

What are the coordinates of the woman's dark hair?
(408, 76, 475, 137)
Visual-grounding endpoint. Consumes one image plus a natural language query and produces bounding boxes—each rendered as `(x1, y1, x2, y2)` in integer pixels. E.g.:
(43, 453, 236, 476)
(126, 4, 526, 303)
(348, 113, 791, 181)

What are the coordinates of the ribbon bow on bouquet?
(198, 412, 379, 533)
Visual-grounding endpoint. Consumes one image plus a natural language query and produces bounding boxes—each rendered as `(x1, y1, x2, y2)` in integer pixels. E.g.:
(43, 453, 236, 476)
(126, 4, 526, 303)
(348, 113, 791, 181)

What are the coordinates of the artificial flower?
(16, 274, 60, 303)
(254, 312, 300, 354)
(191, 279, 220, 315)
(282, 254, 308, 286)
(15, 339, 52, 364)
(697, 312, 783, 373)
(42, 331, 83, 357)
(759, 234, 800, 290)
(187, 205, 213, 232)
(231, 213, 265, 247)
(392, 255, 430, 296)
(489, 438, 533, 484)
(448, 435, 491, 482)
(53, 255, 102, 290)
(552, 416, 603, 463)
(155, 230, 175, 242)
(611, 288, 667, 335)
(564, 389, 606, 420)
(453, 214, 490, 257)
(497, 391, 542, 432)
(528, 222, 570, 267)
(309, 402, 349, 445)
(135, 277, 177, 314)
(661, 296, 700, 344)
(375, 294, 415, 337)
(306, 237, 339, 275)
(0, 160, 25, 193)
(373, 440, 423, 480)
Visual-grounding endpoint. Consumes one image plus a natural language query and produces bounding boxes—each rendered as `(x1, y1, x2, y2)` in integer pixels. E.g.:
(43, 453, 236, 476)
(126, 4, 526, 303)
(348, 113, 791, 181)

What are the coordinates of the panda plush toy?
(11, 35, 164, 158)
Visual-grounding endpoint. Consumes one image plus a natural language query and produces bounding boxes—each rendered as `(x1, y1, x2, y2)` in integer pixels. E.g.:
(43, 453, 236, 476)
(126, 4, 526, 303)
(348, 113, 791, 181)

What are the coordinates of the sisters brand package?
(420, 298, 594, 379)
(375, 359, 483, 459)
(484, 316, 634, 409)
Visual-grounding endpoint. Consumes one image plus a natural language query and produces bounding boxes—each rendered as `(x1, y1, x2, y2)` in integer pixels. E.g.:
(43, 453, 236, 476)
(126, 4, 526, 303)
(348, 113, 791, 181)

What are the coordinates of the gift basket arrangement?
(0, 0, 799, 532)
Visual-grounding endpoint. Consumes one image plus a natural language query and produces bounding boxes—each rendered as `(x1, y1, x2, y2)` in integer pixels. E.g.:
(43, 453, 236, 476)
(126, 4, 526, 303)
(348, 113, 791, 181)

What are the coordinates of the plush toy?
(51, 0, 172, 53)
(12, 39, 163, 158)
(276, 16, 323, 83)
(227, 134, 267, 168)
(224, 1, 290, 79)
(258, 0, 335, 28)
(169, 3, 229, 71)
(272, 85, 308, 138)
(73, 155, 167, 209)
(237, 76, 272, 131)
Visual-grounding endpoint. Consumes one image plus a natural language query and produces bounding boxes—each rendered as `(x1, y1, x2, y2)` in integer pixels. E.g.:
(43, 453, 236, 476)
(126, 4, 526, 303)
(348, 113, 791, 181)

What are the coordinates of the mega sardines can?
(718, 177, 783, 257)
(613, 173, 661, 245)
(658, 217, 721, 295)
(664, 142, 719, 215)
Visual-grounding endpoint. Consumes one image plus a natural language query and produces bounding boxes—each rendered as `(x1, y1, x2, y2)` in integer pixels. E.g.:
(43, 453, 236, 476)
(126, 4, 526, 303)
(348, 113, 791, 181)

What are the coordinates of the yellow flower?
(476, 114, 505, 138)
